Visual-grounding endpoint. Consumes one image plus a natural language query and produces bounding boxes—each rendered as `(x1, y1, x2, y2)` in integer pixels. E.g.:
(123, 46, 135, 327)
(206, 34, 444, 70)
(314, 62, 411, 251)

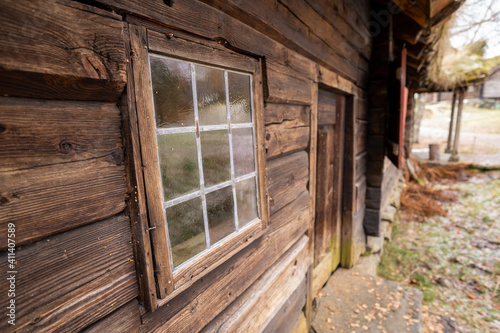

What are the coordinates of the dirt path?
(378, 171, 500, 332)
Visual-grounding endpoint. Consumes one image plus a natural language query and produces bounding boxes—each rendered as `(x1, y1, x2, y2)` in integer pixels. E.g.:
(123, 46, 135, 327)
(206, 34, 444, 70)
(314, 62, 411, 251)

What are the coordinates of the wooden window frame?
(127, 22, 269, 309)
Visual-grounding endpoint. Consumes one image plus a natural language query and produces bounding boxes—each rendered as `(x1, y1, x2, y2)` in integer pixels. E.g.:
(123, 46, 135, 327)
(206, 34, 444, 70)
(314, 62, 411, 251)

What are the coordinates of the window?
(150, 55, 259, 268)
(129, 25, 268, 302)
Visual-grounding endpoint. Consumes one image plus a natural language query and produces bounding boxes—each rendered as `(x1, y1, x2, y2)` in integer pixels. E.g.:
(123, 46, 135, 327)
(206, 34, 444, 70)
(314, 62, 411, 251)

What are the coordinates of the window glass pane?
(157, 133, 200, 201)
(200, 130, 231, 187)
(206, 186, 235, 244)
(228, 72, 252, 123)
(166, 197, 206, 268)
(196, 65, 227, 125)
(150, 55, 194, 128)
(236, 177, 258, 228)
(232, 127, 255, 178)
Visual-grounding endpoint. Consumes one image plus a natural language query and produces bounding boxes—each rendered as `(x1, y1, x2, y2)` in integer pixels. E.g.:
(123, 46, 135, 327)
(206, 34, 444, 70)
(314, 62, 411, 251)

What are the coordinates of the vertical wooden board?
(312, 252, 333, 296)
(0, 215, 139, 332)
(314, 126, 335, 265)
(201, 236, 309, 332)
(0, 0, 126, 101)
(0, 157, 126, 249)
(120, 24, 158, 310)
(128, 24, 174, 296)
(140, 193, 310, 333)
(267, 151, 309, 215)
(81, 299, 141, 333)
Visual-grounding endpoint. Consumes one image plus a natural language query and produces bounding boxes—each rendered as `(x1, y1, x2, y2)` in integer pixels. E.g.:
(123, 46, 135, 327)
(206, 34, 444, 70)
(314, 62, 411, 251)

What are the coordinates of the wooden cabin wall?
(0, 1, 141, 332)
(1, 0, 373, 332)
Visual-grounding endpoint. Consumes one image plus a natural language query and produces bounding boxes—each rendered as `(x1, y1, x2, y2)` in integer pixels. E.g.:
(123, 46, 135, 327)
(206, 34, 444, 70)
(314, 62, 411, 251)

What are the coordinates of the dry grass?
(401, 160, 473, 220)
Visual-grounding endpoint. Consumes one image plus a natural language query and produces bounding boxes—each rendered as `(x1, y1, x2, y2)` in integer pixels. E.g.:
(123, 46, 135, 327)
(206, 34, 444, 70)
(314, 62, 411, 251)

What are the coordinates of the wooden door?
(314, 89, 345, 275)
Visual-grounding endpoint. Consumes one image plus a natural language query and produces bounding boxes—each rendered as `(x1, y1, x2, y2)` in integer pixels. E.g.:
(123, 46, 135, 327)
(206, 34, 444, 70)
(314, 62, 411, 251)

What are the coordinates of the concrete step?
(311, 269, 422, 333)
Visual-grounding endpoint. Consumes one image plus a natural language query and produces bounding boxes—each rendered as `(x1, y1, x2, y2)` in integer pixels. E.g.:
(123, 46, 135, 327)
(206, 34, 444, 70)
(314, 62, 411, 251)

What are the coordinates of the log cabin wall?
(0, 0, 380, 332)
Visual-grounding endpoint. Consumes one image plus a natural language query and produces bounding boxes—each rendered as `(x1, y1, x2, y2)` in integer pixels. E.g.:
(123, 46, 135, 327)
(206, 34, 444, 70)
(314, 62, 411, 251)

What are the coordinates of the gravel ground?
(378, 171, 500, 333)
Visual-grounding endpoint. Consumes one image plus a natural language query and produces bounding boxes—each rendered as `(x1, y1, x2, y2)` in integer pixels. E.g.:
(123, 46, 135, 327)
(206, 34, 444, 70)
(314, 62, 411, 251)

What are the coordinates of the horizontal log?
(81, 299, 141, 333)
(264, 104, 310, 126)
(317, 66, 356, 95)
(265, 121, 310, 159)
(265, 66, 314, 105)
(0, 0, 126, 101)
(355, 176, 367, 213)
(262, 278, 307, 333)
(0, 98, 123, 171)
(267, 151, 309, 215)
(197, 0, 358, 81)
(202, 236, 309, 332)
(141, 192, 310, 332)
(355, 152, 368, 181)
(0, 156, 126, 249)
(0, 215, 138, 332)
(318, 89, 337, 125)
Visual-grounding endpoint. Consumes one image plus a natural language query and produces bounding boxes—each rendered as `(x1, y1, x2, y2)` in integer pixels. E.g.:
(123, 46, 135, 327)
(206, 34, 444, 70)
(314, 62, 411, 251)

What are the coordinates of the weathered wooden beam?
(445, 90, 457, 153)
(431, 0, 465, 27)
(391, 0, 429, 28)
(0, 215, 138, 332)
(449, 88, 465, 161)
(0, 0, 126, 101)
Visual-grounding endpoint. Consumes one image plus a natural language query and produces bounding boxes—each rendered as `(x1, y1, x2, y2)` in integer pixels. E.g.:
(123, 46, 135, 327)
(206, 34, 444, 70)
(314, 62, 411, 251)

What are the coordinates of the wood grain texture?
(267, 151, 309, 215)
(318, 90, 337, 125)
(265, 66, 314, 105)
(0, 117, 126, 249)
(264, 104, 310, 126)
(202, 236, 309, 332)
(0, 0, 126, 101)
(129, 24, 174, 296)
(197, 0, 358, 81)
(121, 26, 158, 310)
(355, 119, 368, 155)
(140, 192, 310, 332)
(355, 152, 368, 181)
(0, 98, 123, 170)
(314, 126, 335, 265)
(355, 176, 367, 214)
(81, 299, 141, 333)
(0, 215, 138, 332)
(262, 278, 307, 333)
(265, 121, 310, 159)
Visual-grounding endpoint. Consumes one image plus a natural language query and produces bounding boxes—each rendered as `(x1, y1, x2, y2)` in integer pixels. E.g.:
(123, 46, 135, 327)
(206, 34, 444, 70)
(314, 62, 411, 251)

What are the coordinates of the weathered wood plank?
(264, 104, 310, 126)
(312, 252, 333, 296)
(121, 26, 158, 310)
(196, 0, 358, 81)
(317, 66, 356, 95)
(355, 176, 367, 214)
(265, 121, 310, 159)
(314, 126, 335, 265)
(355, 152, 368, 181)
(0, 98, 123, 171)
(81, 299, 141, 333)
(0, 215, 138, 332)
(318, 90, 337, 125)
(265, 66, 314, 105)
(141, 192, 310, 332)
(262, 279, 307, 333)
(129, 24, 174, 296)
(202, 236, 309, 332)
(0, 156, 126, 249)
(267, 151, 309, 215)
(355, 120, 368, 154)
(0, 0, 126, 101)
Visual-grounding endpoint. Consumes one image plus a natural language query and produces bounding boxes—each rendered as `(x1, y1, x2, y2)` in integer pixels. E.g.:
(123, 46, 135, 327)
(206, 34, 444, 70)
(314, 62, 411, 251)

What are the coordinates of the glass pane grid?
(149, 54, 259, 270)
